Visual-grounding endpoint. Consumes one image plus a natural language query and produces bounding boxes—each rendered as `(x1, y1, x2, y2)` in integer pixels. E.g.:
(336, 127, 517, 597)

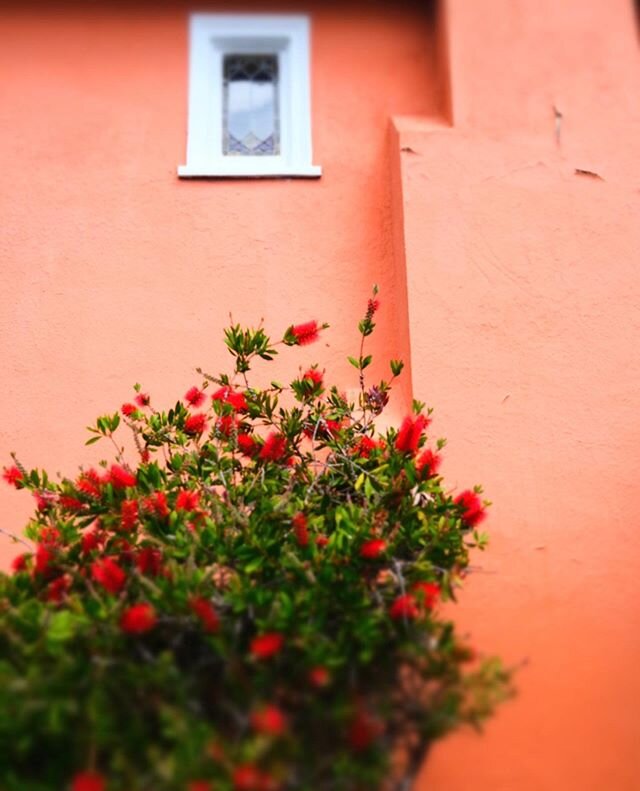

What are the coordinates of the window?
(178, 14, 321, 178)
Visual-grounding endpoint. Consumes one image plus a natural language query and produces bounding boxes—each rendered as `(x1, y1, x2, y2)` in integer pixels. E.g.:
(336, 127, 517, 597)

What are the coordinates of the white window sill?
(178, 164, 322, 179)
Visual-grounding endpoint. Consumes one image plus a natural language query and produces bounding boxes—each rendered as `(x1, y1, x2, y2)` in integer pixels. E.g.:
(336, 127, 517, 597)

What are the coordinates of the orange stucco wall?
(1, 1, 640, 789)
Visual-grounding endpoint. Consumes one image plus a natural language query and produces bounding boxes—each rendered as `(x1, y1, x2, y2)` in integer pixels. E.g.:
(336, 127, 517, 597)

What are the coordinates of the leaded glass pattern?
(223, 54, 280, 156)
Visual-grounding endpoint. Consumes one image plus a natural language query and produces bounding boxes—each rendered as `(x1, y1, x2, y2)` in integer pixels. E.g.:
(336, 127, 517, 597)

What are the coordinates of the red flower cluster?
(71, 772, 105, 791)
(92, 557, 126, 594)
(395, 414, 430, 454)
(121, 403, 138, 417)
(217, 414, 239, 437)
(47, 574, 71, 603)
(184, 386, 206, 407)
(303, 368, 323, 387)
(108, 464, 137, 489)
(288, 320, 320, 346)
(347, 709, 383, 752)
(3, 465, 23, 487)
(144, 490, 170, 518)
(389, 594, 420, 621)
(292, 512, 309, 547)
(416, 448, 441, 478)
(454, 489, 486, 528)
(250, 632, 283, 660)
(184, 413, 207, 436)
(120, 603, 156, 634)
(136, 547, 163, 576)
(176, 489, 200, 512)
(76, 470, 102, 499)
(190, 596, 220, 633)
(81, 530, 103, 555)
(360, 538, 387, 559)
(259, 432, 287, 462)
(211, 386, 247, 412)
(353, 436, 382, 458)
(412, 581, 440, 609)
(250, 704, 287, 736)
(120, 499, 139, 531)
(308, 665, 330, 688)
(11, 553, 28, 573)
(135, 393, 150, 407)
(237, 434, 260, 457)
(34, 544, 53, 576)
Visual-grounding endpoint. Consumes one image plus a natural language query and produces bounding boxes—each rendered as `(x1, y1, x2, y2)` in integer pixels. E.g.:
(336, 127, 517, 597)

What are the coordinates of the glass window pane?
(223, 54, 280, 156)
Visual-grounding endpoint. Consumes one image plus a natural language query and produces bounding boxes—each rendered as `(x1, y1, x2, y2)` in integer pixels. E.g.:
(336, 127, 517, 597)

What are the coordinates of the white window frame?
(178, 14, 321, 179)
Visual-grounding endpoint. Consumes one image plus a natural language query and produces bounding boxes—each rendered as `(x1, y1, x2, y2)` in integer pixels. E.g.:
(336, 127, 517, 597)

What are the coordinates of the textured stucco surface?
(399, 1, 640, 788)
(0, 0, 441, 548)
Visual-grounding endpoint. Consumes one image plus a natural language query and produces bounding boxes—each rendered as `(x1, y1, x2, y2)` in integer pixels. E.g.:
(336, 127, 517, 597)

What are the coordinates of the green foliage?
(0, 294, 511, 791)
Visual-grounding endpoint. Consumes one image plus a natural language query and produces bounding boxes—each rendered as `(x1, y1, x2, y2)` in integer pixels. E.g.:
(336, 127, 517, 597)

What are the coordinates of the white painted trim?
(178, 13, 321, 179)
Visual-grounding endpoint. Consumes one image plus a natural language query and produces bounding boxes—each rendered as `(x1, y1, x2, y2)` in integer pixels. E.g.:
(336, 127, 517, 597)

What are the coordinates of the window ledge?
(178, 164, 322, 179)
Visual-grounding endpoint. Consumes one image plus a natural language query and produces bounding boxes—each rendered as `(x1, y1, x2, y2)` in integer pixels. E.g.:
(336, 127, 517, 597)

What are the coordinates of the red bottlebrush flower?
(250, 704, 287, 736)
(58, 495, 83, 512)
(184, 386, 206, 407)
(237, 433, 260, 457)
(190, 596, 220, 633)
(34, 544, 53, 576)
(33, 491, 55, 512)
(395, 414, 430, 454)
(367, 298, 380, 315)
(92, 557, 127, 594)
(120, 602, 157, 634)
(308, 665, 330, 688)
(211, 386, 248, 412)
(216, 414, 239, 437)
(389, 594, 420, 620)
(134, 392, 150, 407)
(71, 772, 105, 791)
(360, 538, 387, 559)
(454, 489, 486, 528)
(11, 553, 28, 573)
(315, 535, 329, 548)
(259, 432, 287, 462)
(81, 530, 103, 555)
(233, 765, 263, 791)
(108, 464, 137, 489)
(2, 465, 23, 487)
(121, 402, 138, 417)
(412, 581, 441, 609)
(47, 574, 71, 603)
(416, 448, 441, 478)
(353, 436, 380, 458)
(39, 526, 61, 546)
(120, 499, 139, 531)
(184, 413, 207, 436)
(288, 320, 320, 346)
(144, 490, 169, 518)
(303, 368, 323, 387)
(136, 546, 163, 576)
(292, 512, 309, 547)
(76, 469, 102, 499)
(250, 632, 284, 660)
(347, 709, 383, 752)
(140, 448, 150, 463)
(176, 489, 200, 512)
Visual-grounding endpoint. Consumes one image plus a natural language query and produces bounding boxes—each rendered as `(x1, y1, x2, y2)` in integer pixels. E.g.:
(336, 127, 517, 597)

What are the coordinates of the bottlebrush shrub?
(0, 294, 510, 791)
